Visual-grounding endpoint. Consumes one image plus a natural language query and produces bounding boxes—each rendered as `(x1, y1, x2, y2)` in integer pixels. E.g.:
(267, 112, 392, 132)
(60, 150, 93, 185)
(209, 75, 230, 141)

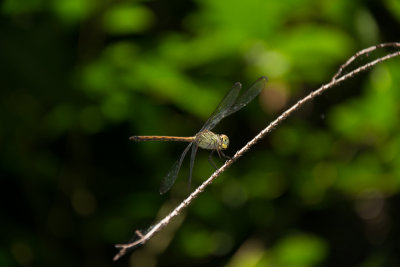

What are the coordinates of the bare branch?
(332, 43, 400, 81)
(114, 42, 400, 261)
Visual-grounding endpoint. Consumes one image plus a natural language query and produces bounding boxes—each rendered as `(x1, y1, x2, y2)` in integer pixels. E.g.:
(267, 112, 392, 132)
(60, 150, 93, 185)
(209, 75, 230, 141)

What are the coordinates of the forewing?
(225, 76, 268, 117)
(159, 143, 193, 194)
(201, 82, 242, 131)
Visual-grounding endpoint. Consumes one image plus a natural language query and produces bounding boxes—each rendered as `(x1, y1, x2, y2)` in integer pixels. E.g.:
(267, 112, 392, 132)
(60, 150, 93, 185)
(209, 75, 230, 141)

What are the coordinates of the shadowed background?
(1, 0, 400, 266)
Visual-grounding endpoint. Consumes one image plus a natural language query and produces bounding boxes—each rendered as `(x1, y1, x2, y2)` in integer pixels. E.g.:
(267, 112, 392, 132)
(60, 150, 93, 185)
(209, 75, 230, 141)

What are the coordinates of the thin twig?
(332, 42, 400, 81)
(114, 42, 400, 261)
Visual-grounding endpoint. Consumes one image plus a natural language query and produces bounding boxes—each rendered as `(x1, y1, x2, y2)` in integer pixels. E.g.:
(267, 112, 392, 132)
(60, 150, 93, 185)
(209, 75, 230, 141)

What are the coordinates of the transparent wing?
(201, 82, 242, 131)
(225, 76, 268, 117)
(188, 144, 199, 190)
(159, 143, 193, 194)
(202, 76, 268, 131)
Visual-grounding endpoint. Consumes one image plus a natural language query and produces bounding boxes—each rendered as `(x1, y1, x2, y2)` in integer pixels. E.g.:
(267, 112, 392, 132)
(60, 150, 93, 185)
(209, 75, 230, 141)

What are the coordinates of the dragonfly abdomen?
(129, 136, 195, 142)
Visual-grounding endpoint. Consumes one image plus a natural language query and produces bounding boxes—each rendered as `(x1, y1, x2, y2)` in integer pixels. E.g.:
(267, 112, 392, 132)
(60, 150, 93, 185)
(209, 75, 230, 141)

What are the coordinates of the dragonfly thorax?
(195, 130, 229, 150)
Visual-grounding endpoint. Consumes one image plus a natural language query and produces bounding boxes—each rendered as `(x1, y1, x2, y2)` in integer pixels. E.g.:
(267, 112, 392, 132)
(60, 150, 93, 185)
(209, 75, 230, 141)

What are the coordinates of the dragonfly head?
(219, 134, 229, 150)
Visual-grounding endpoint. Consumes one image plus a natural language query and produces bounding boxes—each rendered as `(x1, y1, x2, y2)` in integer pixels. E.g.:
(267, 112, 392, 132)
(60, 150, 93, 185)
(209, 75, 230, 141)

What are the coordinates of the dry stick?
(114, 44, 400, 261)
(332, 42, 400, 81)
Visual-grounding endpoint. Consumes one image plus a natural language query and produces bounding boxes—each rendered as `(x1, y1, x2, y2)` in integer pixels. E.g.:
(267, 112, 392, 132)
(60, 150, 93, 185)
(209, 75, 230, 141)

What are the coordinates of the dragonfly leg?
(188, 145, 198, 191)
(208, 150, 218, 170)
(219, 150, 231, 160)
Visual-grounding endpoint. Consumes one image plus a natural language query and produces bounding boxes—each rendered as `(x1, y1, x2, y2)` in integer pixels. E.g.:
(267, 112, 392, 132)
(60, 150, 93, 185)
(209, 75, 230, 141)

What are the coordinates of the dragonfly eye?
(220, 134, 229, 149)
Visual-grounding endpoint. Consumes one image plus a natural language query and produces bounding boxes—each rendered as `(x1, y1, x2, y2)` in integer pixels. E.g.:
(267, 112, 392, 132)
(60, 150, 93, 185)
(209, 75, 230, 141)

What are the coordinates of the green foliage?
(273, 234, 328, 267)
(1, 0, 400, 266)
(102, 4, 154, 34)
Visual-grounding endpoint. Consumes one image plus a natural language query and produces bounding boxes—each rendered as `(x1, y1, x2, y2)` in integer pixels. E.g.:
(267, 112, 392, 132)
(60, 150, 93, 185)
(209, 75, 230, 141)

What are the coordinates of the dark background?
(1, 0, 400, 266)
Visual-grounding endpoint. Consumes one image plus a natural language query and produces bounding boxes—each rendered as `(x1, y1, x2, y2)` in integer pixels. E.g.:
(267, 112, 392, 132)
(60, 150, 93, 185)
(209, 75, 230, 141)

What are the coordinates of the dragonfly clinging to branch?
(130, 76, 268, 194)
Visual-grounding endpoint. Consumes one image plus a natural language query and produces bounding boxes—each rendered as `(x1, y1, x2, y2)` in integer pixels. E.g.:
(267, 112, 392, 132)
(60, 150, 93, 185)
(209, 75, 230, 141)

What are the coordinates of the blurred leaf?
(226, 240, 265, 267)
(354, 8, 379, 45)
(51, 0, 95, 24)
(101, 92, 129, 122)
(329, 65, 398, 142)
(278, 24, 354, 82)
(336, 153, 400, 195)
(102, 4, 154, 34)
(274, 233, 328, 267)
(180, 227, 215, 258)
(385, 0, 400, 21)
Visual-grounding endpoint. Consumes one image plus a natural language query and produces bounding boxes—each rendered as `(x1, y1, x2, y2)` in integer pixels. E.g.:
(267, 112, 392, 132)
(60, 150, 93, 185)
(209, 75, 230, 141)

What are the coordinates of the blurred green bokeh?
(1, 0, 400, 266)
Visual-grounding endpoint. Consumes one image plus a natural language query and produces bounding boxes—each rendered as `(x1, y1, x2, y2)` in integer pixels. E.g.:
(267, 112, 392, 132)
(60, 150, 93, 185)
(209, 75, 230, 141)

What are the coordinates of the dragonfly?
(130, 76, 268, 194)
